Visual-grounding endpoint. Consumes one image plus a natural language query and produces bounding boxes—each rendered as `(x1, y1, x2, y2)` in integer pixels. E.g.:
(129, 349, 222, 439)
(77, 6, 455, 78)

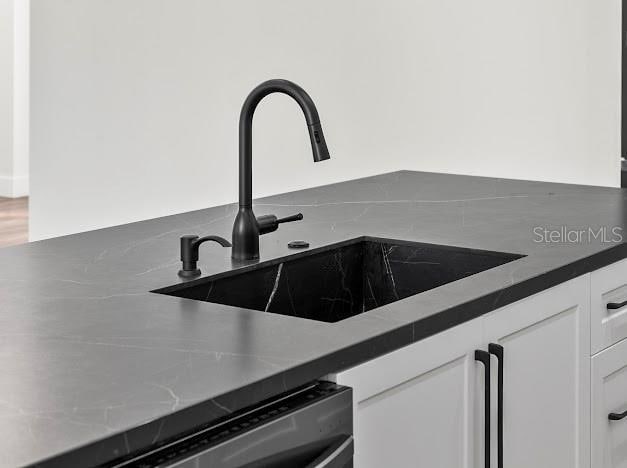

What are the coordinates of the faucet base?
(232, 208, 260, 261)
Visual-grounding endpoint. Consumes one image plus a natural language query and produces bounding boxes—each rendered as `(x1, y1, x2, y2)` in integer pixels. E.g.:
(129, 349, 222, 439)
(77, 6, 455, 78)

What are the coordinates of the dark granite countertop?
(1, 171, 625, 467)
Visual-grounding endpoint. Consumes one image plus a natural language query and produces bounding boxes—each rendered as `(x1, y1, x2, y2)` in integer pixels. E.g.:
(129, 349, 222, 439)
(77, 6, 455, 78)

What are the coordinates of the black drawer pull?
(607, 300, 627, 310)
(489, 343, 504, 468)
(609, 410, 627, 421)
(475, 350, 491, 468)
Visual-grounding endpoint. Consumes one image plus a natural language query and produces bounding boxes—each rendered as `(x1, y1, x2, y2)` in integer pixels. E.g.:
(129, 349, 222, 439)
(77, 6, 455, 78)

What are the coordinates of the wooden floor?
(0, 197, 28, 248)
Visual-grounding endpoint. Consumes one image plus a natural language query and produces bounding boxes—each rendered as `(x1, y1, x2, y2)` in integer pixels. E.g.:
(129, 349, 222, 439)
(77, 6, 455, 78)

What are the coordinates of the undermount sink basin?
(154, 237, 524, 323)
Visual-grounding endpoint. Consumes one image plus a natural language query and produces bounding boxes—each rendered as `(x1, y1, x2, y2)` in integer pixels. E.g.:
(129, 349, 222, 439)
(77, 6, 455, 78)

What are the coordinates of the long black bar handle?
(607, 299, 627, 310)
(489, 343, 504, 468)
(475, 350, 491, 468)
(609, 409, 627, 420)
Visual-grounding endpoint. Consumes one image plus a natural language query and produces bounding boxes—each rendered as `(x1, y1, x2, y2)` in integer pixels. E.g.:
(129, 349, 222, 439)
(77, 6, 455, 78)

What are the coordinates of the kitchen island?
(1, 170, 625, 467)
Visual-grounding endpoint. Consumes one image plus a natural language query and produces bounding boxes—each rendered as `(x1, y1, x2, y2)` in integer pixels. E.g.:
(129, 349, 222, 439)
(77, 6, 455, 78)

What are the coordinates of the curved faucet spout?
(238, 79, 330, 208)
(232, 79, 331, 261)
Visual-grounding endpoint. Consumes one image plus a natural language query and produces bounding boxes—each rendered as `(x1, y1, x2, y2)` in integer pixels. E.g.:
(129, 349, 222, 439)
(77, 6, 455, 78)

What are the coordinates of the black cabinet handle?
(489, 343, 504, 468)
(607, 300, 627, 310)
(609, 410, 627, 421)
(475, 350, 491, 468)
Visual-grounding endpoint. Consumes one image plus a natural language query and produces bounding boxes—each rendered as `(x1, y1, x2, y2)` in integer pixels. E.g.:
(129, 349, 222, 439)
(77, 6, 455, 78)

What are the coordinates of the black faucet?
(178, 235, 231, 278)
(232, 79, 331, 261)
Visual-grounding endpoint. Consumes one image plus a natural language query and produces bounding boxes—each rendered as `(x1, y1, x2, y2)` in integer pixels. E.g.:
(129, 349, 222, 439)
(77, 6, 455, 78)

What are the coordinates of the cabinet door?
(592, 337, 627, 468)
(331, 318, 483, 468)
(483, 275, 590, 468)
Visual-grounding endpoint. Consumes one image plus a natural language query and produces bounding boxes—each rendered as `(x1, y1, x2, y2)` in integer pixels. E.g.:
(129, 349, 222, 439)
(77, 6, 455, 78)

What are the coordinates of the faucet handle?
(257, 213, 303, 235)
(277, 213, 304, 224)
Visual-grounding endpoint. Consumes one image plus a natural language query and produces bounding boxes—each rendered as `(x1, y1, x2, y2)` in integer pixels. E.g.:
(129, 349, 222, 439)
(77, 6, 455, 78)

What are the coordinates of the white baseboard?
(0, 175, 29, 198)
(12, 175, 29, 197)
(0, 176, 12, 197)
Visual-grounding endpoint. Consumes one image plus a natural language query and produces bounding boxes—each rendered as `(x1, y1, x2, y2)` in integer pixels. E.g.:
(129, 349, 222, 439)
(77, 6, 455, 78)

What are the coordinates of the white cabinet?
(591, 258, 627, 354)
(331, 275, 591, 468)
(483, 275, 590, 468)
(333, 318, 483, 468)
(592, 337, 627, 468)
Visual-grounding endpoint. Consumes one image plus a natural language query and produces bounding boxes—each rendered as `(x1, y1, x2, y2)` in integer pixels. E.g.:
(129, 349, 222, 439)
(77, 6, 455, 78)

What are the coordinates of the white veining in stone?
(264, 263, 283, 312)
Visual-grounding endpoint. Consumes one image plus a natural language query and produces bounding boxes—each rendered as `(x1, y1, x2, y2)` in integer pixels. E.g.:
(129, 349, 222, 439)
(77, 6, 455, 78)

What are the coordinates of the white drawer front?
(592, 258, 627, 354)
(592, 339, 627, 468)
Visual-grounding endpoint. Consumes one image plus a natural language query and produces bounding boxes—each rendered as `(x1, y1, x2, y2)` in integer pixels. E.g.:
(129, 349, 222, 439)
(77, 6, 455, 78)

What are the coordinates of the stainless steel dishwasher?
(112, 381, 353, 468)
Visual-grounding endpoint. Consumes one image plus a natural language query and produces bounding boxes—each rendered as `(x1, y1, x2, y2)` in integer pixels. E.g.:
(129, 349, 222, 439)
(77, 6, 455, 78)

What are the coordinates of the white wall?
(12, 0, 29, 196)
(30, 0, 621, 240)
(0, 0, 29, 198)
(0, 0, 14, 195)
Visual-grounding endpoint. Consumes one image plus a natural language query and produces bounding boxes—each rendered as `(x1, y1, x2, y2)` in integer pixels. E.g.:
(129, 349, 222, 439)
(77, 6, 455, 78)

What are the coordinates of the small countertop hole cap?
(288, 240, 310, 249)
